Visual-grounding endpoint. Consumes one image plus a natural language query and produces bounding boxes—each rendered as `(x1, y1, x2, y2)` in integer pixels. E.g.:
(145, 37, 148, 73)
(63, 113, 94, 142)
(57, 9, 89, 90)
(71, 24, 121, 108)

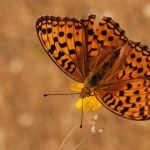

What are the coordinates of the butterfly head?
(80, 87, 92, 98)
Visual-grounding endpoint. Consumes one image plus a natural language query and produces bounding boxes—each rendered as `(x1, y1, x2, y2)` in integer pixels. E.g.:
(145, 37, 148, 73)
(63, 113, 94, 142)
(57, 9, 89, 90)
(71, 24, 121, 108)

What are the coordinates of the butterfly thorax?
(80, 73, 101, 98)
(80, 64, 113, 98)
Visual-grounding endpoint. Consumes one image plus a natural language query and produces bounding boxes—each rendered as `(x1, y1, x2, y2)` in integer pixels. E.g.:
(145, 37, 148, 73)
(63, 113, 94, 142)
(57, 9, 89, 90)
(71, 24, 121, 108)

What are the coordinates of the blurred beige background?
(0, 0, 150, 150)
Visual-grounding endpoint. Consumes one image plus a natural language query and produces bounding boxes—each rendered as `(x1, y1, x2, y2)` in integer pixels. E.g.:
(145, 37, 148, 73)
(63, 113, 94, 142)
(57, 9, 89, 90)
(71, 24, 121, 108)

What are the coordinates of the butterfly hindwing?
(95, 78, 150, 120)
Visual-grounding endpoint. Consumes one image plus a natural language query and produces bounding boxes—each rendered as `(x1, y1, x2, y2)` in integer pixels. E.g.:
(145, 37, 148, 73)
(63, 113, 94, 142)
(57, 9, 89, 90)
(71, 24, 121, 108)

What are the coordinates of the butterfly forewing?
(87, 17, 128, 75)
(36, 16, 90, 82)
(117, 41, 150, 80)
(81, 15, 96, 53)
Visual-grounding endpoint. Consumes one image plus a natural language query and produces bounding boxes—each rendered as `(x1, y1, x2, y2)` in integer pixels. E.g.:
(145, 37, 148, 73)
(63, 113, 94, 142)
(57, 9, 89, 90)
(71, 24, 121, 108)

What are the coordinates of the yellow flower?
(70, 83, 101, 112)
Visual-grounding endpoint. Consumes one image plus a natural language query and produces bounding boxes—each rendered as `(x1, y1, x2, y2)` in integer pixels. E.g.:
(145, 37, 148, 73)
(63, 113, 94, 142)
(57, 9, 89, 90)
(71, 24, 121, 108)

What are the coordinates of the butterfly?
(36, 15, 150, 120)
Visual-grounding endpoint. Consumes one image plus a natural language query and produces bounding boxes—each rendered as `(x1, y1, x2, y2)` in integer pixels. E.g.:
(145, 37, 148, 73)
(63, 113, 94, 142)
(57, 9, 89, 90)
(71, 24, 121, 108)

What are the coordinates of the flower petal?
(70, 83, 84, 92)
(91, 96, 102, 111)
(70, 83, 101, 112)
(75, 98, 82, 108)
(75, 96, 101, 112)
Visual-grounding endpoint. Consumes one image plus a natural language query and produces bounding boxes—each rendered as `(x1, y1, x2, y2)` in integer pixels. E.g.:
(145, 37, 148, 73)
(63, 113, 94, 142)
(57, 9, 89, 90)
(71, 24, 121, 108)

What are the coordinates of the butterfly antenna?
(43, 93, 80, 97)
(80, 98, 84, 128)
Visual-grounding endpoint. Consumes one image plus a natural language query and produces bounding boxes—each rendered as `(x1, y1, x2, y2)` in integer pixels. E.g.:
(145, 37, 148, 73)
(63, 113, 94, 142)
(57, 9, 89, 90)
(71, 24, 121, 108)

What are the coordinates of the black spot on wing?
(108, 36, 114, 41)
(69, 49, 75, 55)
(55, 51, 65, 60)
(54, 37, 58, 42)
(114, 100, 123, 110)
(42, 29, 46, 34)
(120, 107, 129, 114)
(59, 31, 64, 37)
(75, 25, 82, 29)
(108, 99, 116, 107)
(136, 57, 142, 62)
(125, 97, 130, 103)
(88, 48, 97, 56)
(97, 40, 104, 45)
(59, 42, 67, 48)
(101, 30, 107, 35)
(127, 83, 132, 90)
(67, 33, 73, 39)
(75, 41, 82, 46)
(119, 90, 124, 96)
(138, 68, 143, 73)
(65, 61, 75, 73)
(88, 29, 94, 35)
(47, 28, 52, 33)
(130, 53, 136, 58)
(61, 58, 68, 67)
(48, 45, 56, 54)
(136, 97, 141, 102)
(102, 93, 113, 103)
(134, 90, 139, 94)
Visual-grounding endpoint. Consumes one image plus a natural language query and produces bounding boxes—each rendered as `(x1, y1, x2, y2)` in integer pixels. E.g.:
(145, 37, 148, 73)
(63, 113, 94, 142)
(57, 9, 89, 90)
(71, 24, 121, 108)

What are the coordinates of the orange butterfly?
(36, 15, 150, 120)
